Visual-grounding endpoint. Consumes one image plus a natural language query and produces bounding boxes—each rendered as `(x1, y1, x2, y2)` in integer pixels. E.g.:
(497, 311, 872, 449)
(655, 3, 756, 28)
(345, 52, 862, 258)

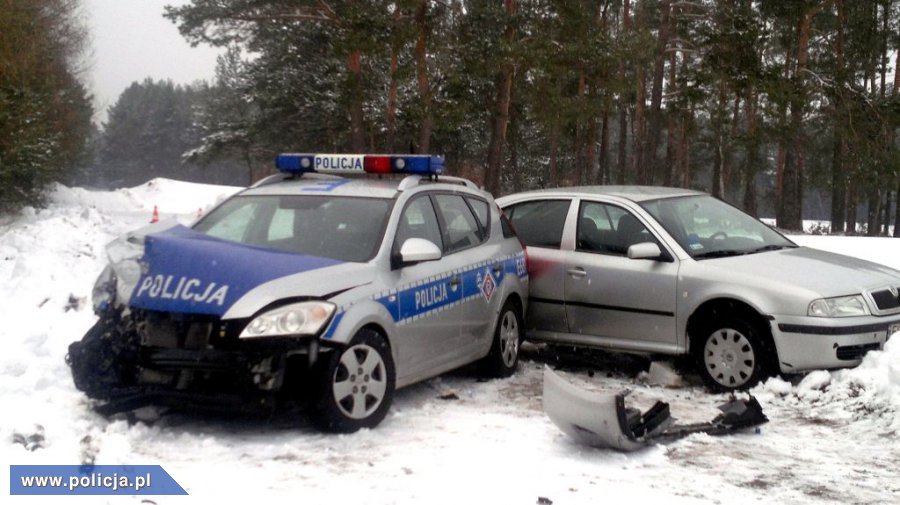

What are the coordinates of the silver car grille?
(868, 287, 900, 313)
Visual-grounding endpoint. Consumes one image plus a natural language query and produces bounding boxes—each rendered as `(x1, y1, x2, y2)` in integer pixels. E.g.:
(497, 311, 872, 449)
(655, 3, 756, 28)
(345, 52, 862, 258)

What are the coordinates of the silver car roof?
(501, 185, 706, 203)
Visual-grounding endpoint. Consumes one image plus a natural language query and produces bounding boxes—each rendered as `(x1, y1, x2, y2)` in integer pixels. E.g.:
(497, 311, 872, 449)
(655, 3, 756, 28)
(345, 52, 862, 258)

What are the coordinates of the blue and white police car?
(67, 154, 528, 432)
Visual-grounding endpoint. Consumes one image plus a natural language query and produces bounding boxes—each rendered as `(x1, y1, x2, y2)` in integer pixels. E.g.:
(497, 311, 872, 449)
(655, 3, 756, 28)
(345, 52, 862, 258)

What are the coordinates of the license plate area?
(889, 323, 900, 339)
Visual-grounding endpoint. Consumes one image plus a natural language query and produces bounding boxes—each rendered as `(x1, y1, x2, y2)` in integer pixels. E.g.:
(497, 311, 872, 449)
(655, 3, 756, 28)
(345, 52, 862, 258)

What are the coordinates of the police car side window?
(396, 196, 443, 250)
(506, 199, 570, 249)
(434, 194, 483, 253)
(465, 197, 490, 239)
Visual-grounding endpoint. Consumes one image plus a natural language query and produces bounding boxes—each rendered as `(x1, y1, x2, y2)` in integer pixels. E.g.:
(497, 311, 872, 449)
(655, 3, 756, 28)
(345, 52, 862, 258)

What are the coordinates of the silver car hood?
(700, 246, 900, 297)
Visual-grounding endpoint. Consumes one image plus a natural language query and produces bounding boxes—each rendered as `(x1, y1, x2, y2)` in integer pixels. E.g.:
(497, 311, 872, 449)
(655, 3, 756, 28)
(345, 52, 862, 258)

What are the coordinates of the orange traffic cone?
(150, 205, 160, 223)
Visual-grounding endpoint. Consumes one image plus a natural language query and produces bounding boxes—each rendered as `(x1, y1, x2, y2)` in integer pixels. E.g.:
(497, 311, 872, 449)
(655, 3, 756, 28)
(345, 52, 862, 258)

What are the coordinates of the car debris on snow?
(543, 367, 768, 451)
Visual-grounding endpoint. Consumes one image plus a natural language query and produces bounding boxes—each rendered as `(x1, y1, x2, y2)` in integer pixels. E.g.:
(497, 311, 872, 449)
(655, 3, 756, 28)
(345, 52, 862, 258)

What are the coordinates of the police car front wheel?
(312, 328, 396, 433)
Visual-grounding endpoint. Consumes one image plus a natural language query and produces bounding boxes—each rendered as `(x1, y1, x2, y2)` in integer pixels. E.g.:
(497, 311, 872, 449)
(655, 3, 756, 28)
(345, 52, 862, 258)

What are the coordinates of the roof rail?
(250, 172, 342, 189)
(436, 175, 480, 190)
(397, 174, 480, 192)
(250, 173, 291, 188)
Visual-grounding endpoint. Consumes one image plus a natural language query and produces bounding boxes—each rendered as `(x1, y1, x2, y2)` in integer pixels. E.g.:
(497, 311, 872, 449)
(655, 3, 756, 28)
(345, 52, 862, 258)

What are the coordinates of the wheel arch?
(686, 297, 777, 359)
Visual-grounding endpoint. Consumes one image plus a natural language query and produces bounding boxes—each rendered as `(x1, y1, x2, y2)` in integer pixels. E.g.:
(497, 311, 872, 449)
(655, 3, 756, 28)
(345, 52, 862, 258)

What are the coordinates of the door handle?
(492, 263, 503, 275)
(449, 275, 460, 288)
(567, 267, 587, 278)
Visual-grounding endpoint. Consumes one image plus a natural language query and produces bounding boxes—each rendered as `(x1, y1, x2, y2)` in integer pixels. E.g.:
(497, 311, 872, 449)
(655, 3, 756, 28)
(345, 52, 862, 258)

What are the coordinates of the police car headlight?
(240, 302, 336, 338)
(92, 265, 116, 313)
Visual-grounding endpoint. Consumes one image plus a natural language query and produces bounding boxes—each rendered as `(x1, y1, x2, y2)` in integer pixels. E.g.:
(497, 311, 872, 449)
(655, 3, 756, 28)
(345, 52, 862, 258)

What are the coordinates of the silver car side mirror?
(627, 242, 662, 260)
(399, 238, 442, 264)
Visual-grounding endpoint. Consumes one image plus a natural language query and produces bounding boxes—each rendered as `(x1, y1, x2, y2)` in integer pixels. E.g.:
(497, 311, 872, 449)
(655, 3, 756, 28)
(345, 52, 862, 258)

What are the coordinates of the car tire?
(479, 299, 523, 378)
(311, 328, 395, 433)
(694, 315, 772, 393)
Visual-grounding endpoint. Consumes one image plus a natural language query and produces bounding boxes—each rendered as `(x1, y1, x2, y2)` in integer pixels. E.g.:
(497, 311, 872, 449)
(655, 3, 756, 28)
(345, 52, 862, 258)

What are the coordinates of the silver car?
(68, 154, 528, 432)
(498, 186, 900, 391)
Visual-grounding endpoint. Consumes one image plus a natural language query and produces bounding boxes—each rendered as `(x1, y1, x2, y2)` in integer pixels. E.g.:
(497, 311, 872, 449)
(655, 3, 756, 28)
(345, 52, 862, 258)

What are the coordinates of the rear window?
(505, 199, 571, 248)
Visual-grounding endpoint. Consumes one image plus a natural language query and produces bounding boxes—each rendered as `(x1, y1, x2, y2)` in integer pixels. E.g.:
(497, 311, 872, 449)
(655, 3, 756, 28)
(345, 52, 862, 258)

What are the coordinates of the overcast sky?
(84, 0, 223, 124)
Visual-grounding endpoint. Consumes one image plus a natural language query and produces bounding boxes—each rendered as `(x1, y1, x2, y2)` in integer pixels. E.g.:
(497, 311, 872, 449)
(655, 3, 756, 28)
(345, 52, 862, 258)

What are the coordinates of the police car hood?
(112, 223, 375, 319)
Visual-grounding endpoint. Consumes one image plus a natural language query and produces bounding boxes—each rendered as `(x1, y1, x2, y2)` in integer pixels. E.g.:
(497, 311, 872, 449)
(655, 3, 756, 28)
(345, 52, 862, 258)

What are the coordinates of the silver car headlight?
(808, 295, 869, 318)
(240, 301, 336, 339)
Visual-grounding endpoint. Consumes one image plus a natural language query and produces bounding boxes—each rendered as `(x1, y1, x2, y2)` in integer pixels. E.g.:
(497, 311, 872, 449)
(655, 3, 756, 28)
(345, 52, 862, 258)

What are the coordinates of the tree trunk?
(548, 113, 560, 187)
(742, 88, 759, 217)
(585, 114, 598, 186)
(710, 80, 726, 198)
(509, 96, 521, 192)
(830, 0, 846, 233)
(894, 33, 900, 237)
(781, 6, 819, 231)
(867, 190, 882, 236)
(894, 183, 900, 237)
(386, 46, 399, 152)
(664, 47, 678, 186)
(574, 66, 587, 185)
(484, 0, 517, 195)
(597, 97, 610, 184)
(646, 0, 671, 185)
(415, 0, 432, 153)
(616, 0, 631, 185)
(846, 186, 857, 234)
(830, 134, 847, 233)
(882, 190, 892, 236)
(347, 49, 365, 152)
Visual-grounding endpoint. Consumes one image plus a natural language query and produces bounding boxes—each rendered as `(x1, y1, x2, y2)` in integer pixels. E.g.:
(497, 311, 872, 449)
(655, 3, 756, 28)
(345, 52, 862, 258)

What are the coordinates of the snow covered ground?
(2, 179, 899, 504)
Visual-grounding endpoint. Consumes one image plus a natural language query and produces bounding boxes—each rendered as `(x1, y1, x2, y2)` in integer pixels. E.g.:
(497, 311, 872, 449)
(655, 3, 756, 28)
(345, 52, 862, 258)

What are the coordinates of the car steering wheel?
(710, 231, 728, 240)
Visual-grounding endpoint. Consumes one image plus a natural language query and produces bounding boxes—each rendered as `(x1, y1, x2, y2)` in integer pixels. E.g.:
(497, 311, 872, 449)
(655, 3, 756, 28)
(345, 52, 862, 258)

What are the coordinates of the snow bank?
(0, 179, 239, 493)
(756, 336, 900, 433)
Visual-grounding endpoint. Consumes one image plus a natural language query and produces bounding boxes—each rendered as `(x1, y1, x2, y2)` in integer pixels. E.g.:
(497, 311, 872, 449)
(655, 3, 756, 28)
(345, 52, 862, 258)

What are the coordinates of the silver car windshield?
(640, 195, 795, 259)
(194, 195, 393, 262)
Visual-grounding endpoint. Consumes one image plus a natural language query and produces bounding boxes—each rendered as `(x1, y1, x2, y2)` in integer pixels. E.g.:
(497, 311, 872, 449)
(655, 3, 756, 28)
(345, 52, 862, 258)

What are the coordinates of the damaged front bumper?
(542, 367, 768, 451)
(67, 311, 326, 416)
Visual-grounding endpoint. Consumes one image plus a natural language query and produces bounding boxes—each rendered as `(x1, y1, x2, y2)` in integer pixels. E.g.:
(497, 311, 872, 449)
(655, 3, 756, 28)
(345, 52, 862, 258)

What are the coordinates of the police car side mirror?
(399, 238, 442, 265)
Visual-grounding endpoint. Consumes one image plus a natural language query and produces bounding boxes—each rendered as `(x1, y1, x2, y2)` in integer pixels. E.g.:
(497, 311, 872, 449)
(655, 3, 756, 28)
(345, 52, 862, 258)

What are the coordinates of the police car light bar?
(276, 153, 445, 176)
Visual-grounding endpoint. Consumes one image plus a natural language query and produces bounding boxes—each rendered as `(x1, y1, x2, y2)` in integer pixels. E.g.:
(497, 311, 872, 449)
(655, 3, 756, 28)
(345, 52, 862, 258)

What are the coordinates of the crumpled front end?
(67, 307, 330, 415)
(542, 367, 768, 451)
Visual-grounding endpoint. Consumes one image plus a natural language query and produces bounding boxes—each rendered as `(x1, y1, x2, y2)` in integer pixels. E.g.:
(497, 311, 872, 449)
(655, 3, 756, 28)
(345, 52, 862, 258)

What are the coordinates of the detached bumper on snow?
(542, 367, 768, 451)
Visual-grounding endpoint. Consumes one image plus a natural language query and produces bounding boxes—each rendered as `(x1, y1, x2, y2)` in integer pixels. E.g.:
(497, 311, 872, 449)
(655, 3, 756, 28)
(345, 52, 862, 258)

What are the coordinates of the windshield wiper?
(693, 250, 747, 260)
(744, 244, 797, 255)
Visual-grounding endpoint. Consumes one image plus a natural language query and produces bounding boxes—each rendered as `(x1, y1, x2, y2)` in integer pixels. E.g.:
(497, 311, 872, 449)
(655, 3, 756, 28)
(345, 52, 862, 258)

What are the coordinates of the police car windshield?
(194, 195, 393, 262)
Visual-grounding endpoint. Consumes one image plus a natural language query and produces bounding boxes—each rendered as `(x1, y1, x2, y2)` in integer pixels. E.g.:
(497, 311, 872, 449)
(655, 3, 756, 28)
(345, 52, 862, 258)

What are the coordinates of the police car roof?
(242, 175, 402, 198)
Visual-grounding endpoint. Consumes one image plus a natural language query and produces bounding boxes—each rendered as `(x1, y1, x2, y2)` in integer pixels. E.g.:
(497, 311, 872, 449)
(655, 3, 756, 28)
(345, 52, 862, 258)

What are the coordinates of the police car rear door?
(432, 194, 497, 352)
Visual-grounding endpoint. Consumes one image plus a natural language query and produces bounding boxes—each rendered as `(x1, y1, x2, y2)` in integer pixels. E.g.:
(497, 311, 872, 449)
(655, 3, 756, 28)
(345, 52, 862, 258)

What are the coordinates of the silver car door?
(564, 199, 679, 353)
(388, 194, 464, 379)
(505, 198, 575, 334)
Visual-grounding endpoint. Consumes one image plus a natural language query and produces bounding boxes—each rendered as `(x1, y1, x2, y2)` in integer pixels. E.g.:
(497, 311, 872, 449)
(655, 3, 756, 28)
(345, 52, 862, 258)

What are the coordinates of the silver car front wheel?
(695, 316, 771, 392)
(703, 328, 756, 388)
